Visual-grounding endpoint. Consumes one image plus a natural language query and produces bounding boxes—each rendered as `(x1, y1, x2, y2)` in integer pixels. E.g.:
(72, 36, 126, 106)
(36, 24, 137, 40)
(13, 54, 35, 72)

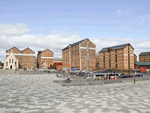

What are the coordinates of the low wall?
(61, 76, 150, 86)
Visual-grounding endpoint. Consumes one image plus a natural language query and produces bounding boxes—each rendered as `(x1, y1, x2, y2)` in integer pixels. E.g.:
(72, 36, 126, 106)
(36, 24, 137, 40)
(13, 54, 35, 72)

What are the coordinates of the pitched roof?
(99, 43, 134, 52)
(62, 38, 88, 50)
(6, 47, 21, 52)
(22, 47, 35, 53)
(135, 62, 150, 66)
(38, 49, 54, 55)
(139, 51, 150, 56)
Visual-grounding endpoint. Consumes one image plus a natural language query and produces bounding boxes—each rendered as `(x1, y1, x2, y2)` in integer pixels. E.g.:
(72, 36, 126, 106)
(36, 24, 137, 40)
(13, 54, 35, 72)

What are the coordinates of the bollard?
(134, 79, 135, 84)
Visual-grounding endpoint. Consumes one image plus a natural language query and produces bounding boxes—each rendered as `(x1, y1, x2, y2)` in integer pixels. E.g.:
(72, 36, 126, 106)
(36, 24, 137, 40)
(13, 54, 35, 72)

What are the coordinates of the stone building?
(139, 51, 150, 62)
(62, 38, 96, 71)
(3, 50, 19, 69)
(37, 49, 54, 69)
(6, 47, 35, 69)
(99, 43, 134, 70)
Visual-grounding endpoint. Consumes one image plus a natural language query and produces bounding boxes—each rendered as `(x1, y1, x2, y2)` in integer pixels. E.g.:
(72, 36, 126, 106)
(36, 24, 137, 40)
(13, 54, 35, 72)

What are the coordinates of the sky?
(0, 0, 150, 62)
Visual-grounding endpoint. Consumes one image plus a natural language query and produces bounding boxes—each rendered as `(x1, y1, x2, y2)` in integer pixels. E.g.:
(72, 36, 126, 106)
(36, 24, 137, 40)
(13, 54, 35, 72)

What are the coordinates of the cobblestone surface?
(0, 74, 150, 113)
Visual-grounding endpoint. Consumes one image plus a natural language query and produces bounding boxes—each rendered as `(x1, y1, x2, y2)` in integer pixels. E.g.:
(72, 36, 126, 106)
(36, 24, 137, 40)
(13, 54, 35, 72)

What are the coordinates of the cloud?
(116, 9, 132, 16)
(0, 23, 150, 62)
(0, 23, 30, 36)
(0, 23, 83, 61)
(136, 14, 150, 27)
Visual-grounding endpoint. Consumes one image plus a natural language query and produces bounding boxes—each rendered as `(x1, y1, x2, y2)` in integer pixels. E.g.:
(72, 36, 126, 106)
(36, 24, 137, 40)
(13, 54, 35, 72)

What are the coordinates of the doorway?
(10, 65, 12, 69)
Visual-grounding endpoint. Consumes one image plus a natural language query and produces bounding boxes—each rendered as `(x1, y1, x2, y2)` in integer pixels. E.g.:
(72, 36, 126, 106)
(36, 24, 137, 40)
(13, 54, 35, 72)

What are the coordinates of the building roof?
(22, 47, 35, 53)
(38, 49, 54, 55)
(139, 51, 150, 56)
(6, 47, 35, 53)
(38, 51, 43, 55)
(62, 38, 88, 50)
(6, 47, 21, 52)
(135, 62, 150, 66)
(99, 43, 134, 53)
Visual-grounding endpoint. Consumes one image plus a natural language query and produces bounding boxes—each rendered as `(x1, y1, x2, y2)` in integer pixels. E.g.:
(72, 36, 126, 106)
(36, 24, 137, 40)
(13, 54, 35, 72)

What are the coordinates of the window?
(12, 59, 13, 63)
(6, 62, 8, 66)
(9, 59, 11, 63)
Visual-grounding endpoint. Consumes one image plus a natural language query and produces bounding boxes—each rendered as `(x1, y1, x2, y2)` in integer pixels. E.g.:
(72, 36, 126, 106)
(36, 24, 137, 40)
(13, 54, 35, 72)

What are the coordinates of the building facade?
(6, 47, 35, 69)
(139, 51, 150, 62)
(62, 38, 96, 71)
(37, 49, 54, 69)
(99, 43, 134, 70)
(3, 50, 19, 69)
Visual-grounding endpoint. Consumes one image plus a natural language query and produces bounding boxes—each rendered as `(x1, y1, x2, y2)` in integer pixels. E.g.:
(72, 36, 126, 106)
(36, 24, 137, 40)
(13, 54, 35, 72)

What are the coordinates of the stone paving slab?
(0, 74, 150, 113)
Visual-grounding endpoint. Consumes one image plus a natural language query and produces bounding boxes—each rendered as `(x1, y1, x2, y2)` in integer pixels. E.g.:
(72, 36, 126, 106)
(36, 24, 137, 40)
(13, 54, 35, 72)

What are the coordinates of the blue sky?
(0, 0, 150, 61)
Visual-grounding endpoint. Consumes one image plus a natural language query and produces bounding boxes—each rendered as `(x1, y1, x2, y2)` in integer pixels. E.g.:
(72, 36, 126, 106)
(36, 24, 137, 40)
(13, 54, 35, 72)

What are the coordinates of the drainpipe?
(87, 39, 89, 71)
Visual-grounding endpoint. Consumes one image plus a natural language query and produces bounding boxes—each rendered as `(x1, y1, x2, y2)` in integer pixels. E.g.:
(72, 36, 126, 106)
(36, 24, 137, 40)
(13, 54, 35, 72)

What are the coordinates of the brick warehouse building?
(62, 38, 96, 71)
(6, 47, 35, 69)
(99, 43, 134, 70)
(37, 49, 54, 69)
(139, 51, 150, 62)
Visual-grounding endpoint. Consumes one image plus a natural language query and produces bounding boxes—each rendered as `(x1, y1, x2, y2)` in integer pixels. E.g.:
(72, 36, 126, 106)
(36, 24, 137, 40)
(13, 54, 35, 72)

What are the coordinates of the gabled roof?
(43, 49, 54, 53)
(139, 51, 150, 56)
(135, 62, 150, 66)
(62, 38, 88, 50)
(99, 43, 134, 53)
(22, 47, 35, 53)
(38, 49, 54, 55)
(6, 47, 21, 52)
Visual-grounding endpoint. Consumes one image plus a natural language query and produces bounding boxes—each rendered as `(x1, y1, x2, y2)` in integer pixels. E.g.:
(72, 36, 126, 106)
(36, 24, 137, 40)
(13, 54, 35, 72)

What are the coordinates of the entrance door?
(10, 65, 12, 69)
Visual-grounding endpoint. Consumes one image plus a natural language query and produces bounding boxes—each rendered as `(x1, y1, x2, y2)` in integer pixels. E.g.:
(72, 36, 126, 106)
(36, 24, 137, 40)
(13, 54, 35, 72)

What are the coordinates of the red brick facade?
(62, 39, 96, 70)
(99, 44, 134, 70)
(6, 47, 35, 69)
(37, 49, 54, 68)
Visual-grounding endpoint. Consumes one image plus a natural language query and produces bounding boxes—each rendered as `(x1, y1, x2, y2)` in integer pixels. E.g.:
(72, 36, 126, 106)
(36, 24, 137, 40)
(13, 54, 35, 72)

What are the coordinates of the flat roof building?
(62, 38, 96, 71)
(99, 43, 134, 70)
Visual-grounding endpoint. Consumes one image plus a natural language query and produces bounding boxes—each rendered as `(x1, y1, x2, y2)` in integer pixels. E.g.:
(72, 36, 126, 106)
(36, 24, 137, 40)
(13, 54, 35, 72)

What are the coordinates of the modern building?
(6, 47, 35, 69)
(3, 50, 19, 69)
(99, 43, 134, 70)
(53, 58, 62, 70)
(139, 51, 150, 62)
(62, 38, 96, 71)
(37, 49, 54, 69)
(135, 62, 150, 69)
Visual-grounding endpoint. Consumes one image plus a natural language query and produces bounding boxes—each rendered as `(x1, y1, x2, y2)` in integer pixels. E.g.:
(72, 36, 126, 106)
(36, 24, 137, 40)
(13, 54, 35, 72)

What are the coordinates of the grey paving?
(0, 74, 150, 113)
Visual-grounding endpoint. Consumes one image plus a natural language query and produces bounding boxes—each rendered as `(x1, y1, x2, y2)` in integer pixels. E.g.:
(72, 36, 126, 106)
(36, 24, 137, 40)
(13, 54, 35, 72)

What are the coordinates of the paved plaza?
(0, 74, 150, 113)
